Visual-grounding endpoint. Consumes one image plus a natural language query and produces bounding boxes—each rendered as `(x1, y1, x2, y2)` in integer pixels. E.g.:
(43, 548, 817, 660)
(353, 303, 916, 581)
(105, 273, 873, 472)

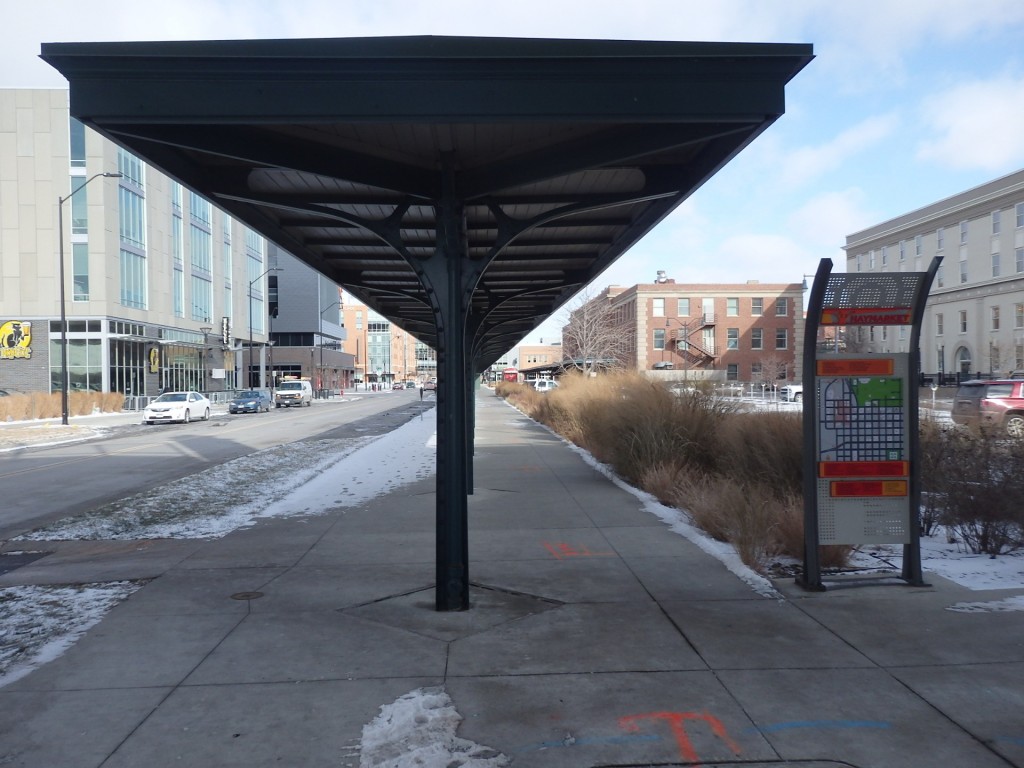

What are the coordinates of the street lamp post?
(249, 267, 282, 389)
(57, 171, 121, 425)
(318, 300, 342, 398)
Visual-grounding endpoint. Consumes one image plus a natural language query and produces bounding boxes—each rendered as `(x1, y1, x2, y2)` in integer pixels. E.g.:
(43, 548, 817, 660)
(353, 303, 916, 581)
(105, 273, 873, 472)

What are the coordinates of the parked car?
(423, 381, 437, 391)
(951, 379, 1024, 437)
(392, 382, 404, 390)
(533, 379, 559, 393)
(143, 391, 211, 424)
(780, 384, 803, 403)
(275, 379, 313, 407)
(228, 390, 272, 414)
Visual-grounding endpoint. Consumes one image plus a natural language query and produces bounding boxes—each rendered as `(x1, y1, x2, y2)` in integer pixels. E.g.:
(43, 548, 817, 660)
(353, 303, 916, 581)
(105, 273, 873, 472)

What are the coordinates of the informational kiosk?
(798, 257, 940, 590)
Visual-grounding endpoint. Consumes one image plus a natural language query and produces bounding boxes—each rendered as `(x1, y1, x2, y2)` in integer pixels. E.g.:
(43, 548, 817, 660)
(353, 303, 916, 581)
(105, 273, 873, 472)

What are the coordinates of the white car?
(533, 379, 559, 393)
(780, 384, 803, 403)
(143, 391, 212, 424)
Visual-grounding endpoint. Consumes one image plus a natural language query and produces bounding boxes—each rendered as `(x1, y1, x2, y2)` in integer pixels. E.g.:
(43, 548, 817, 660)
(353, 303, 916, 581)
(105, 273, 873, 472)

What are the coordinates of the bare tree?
(756, 353, 791, 387)
(560, 288, 629, 375)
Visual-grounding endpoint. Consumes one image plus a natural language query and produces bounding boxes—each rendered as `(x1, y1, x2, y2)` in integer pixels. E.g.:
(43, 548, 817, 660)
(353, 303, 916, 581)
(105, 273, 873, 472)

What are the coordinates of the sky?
(5, 0, 1024, 343)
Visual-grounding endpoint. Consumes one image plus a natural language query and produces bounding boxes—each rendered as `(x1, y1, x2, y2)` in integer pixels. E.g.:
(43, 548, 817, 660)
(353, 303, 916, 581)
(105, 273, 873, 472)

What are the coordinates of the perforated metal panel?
(821, 273, 925, 310)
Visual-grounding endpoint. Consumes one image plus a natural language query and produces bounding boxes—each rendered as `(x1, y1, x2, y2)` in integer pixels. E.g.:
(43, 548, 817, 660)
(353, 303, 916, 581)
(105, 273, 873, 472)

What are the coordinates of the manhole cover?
(230, 591, 265, 601)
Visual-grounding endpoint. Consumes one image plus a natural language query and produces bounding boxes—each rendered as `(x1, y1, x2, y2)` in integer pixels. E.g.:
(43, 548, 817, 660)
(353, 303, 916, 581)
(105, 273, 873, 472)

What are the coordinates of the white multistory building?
(0, 89, 286, 396)
(845, 169, 1024, 381)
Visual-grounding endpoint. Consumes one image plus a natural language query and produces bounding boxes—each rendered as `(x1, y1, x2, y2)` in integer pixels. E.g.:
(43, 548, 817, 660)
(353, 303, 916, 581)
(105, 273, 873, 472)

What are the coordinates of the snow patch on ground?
(948, 595, 1024, 613)
(359, 687, 510, 768)
(18, 411, 437, 541)
(0, 581, 142, 687)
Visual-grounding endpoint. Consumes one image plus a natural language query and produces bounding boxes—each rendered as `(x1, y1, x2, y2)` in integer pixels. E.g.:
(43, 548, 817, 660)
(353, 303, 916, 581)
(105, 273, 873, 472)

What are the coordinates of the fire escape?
(668, 312, 717, 367)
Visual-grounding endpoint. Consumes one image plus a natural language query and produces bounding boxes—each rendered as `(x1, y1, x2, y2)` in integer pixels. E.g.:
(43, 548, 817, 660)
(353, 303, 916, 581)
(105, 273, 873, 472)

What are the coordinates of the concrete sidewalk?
(1, 388, 1022, 767)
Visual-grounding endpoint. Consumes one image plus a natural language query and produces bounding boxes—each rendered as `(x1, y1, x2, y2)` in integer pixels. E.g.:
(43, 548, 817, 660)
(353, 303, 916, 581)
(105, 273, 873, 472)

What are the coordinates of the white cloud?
(917, 75, 1024, 172)
(780, 114, 899, 187)
(787, 188, 877, 253)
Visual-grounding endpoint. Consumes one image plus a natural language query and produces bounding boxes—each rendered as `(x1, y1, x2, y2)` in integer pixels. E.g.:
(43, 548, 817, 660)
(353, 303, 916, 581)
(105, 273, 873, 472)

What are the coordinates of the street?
(0, 390, 433, 541)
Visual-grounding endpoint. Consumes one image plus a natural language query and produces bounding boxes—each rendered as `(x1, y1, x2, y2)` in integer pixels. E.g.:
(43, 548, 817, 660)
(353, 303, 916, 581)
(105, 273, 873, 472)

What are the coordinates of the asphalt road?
(0, 391, 436, 541)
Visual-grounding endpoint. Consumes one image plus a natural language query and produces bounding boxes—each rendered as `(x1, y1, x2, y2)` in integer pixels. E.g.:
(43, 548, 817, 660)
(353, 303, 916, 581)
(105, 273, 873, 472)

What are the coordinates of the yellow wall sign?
(0, 320, 31, 360)
(149, 346, 160, 372)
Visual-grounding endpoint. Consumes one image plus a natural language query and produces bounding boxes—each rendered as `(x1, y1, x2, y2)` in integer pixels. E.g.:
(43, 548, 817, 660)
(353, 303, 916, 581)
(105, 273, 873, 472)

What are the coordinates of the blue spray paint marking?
(994, 736, 1024, 746)
(750, 720, 891, 734)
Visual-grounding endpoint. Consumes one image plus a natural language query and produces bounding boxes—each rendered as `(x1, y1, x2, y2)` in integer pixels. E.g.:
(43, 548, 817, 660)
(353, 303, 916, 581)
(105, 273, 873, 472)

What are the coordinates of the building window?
(726, 364, 738, 381)
(992, 210, 1001, 235)
(881, 246, 888, 267)
(1015, 303, 1023, 329)
(960, 261, 968, 284)
(653, 328, 666, 350)
(899, 241, 906, 261)
(72, 243, 89, 301)
(960, 220, 969, 245)
(936, 313, 943, 335)
(992, 253, 1001, 278)
(69, 118, 86, 168)
(937, 227, 945, 251)
(751, 297, 763, 315)
(991, 306, 1000, 331)
(191, 275, 213, 323)
(1018, 202, 1024, 228)
(776, 298, 788, 316)
(856, 254, 862, 272)
(775, 328, 788, 350)
(652, 298, 664, 317)
(1017, 247, 1023, 273)
(174, 267, 184, 318)
(677, 298, 690, 316)
(119, 249, 147, 309)
(727, 328, 739, 349)
(915, 234, 922, 256)
(937, 265, 944, 288)
(70, 175, 88, 235)
(751, 328, 763, 350)
(726, 297, 739, 316)
(869, 250, 876, 269)
(959, 310, 967, 333)
(750, 361, 762, 378)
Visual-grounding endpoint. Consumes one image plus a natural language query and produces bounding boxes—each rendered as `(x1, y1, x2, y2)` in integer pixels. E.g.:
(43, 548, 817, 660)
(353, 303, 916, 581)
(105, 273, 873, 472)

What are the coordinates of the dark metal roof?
(42, 36, 812, 369)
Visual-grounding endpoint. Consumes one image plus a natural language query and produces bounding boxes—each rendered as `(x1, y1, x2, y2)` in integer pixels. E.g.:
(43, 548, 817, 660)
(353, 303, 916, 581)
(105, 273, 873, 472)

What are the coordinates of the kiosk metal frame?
(798, 257, 941, 591)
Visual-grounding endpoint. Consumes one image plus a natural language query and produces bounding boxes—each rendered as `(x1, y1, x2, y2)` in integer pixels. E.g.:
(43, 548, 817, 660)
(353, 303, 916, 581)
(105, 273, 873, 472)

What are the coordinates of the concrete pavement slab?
(0, 539, 203, 586)
(718, 667, 1014, 768)
(660, 598, 875, 669)
(790, 587, 1024, 667)
(626, 554, 771, 601)
(251, 563, 435, 612)
(6, 610, 244, 691)
(448, 601, 708, 677)
(99, 678, 441, 768)
(447, 670, 778, 766)
(183, 610, 448, 685)
(107, 566, 287, 616)
(891, 662, 1024, 765)
(471, 556, 656, 603)
(0, 687, 171, 768)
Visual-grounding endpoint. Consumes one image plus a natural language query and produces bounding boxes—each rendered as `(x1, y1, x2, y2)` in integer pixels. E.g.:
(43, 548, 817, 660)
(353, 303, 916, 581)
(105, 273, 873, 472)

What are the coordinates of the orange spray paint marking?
(543, 542, 614, 560)
(618, 711, 742, 763)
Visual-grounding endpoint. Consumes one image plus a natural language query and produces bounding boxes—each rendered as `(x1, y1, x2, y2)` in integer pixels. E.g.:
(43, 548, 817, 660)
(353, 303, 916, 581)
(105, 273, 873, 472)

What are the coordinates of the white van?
(533, 379, 559, 393)
(275, 379, 313, 407)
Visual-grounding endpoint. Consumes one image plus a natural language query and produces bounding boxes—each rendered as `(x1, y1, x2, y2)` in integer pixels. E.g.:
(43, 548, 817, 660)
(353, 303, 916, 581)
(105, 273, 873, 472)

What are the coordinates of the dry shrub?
(937, 428, 1024, 554)
(638, 460, 690, 506)
(0, 390, 126, 422)
(715, 411, 803, 497)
